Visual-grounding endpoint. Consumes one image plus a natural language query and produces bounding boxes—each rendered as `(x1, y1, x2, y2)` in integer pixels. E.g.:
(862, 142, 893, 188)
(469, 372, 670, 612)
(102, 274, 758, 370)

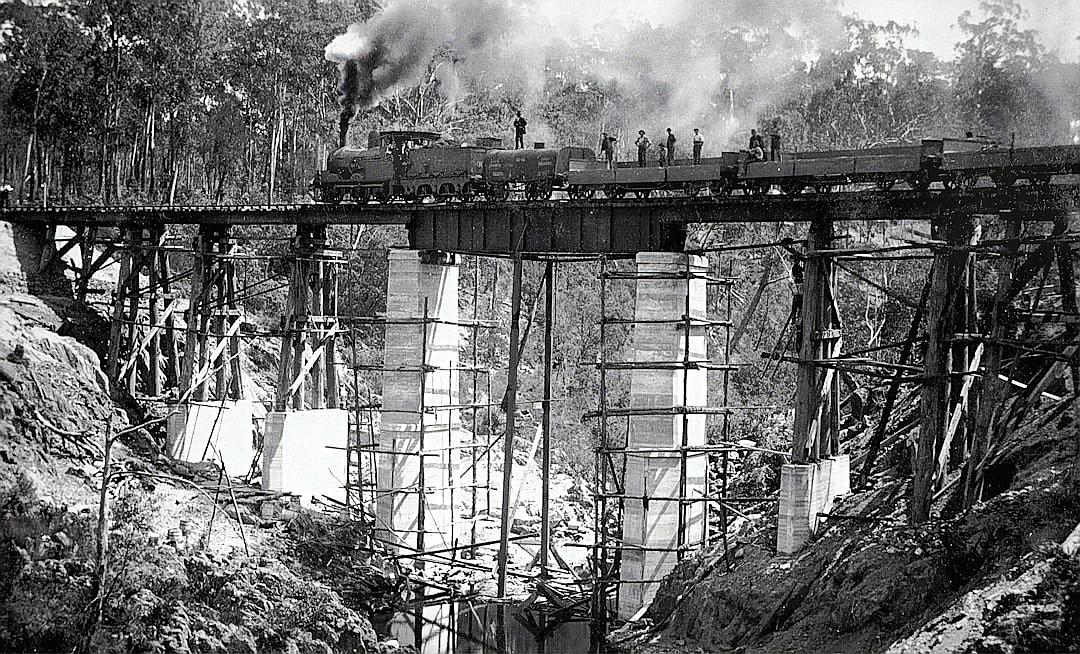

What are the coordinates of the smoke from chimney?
(326, 0, 848, 148)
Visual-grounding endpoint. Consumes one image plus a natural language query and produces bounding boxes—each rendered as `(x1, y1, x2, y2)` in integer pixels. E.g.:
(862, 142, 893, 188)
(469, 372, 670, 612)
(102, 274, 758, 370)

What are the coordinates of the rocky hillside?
(0, 225, 404, 653)
(621, 401, 1080, 653)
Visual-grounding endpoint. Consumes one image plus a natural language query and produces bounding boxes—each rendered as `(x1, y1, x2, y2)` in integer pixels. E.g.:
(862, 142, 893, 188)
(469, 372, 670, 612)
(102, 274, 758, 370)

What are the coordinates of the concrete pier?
(618, 252, 708, 619)
(261, 409, 349, 506)
(377, 250, 461, 552)
(167, 399, 255, 477)
(776, 454, 851, 554)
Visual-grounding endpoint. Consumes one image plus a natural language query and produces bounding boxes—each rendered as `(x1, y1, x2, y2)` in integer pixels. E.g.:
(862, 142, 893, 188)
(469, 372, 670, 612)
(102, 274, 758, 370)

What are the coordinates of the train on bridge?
(312, 130, 1080, 203)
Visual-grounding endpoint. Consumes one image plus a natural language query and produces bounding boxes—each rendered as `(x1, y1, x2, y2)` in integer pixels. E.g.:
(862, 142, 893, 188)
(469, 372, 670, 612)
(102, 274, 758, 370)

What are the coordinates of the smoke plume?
(326, 0, 848, 151)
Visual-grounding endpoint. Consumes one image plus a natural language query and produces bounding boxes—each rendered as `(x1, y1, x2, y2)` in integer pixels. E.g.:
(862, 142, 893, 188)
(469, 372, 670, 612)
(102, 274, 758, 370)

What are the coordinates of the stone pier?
(619, 252, 708, 619)
(377, 249, 460, 552)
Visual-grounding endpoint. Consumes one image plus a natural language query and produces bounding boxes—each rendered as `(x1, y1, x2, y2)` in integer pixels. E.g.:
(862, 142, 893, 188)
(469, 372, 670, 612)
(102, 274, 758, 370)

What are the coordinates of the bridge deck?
(2, 185, 1077, 254)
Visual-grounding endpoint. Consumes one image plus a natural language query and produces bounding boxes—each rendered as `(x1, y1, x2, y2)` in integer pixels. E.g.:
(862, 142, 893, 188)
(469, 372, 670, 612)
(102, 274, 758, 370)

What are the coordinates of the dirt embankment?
(630, 412, 1080, 654)
(0, 278, 402, 652)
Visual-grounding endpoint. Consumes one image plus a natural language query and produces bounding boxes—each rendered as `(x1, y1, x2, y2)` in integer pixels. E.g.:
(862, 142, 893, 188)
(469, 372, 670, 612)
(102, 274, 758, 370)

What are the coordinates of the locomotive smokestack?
(338, 109, 352, 148)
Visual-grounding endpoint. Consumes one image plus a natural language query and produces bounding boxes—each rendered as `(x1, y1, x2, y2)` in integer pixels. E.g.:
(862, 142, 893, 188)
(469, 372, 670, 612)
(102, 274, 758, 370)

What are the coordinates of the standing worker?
(692, 128, 704, 164)
(657, 143, 667, 167)
(666, 128, 676, 166)
(513, 111, 528, 149)
(770, 133, 782, 162)
(635, 130, 650, 168)
(749, 128, 764, 151)
(599, 132, 617, 169)
(0, 181, 12, 208)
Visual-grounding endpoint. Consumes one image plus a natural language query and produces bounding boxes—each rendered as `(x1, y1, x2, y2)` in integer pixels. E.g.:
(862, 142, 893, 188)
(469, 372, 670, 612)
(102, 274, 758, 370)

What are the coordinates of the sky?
(531, 0, 1080, 62)
(840, 0, 1080, 62)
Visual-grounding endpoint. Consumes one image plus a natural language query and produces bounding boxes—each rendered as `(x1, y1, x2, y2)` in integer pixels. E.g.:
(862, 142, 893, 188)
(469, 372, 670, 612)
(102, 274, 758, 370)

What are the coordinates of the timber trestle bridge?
(2, 182, 1079, 626)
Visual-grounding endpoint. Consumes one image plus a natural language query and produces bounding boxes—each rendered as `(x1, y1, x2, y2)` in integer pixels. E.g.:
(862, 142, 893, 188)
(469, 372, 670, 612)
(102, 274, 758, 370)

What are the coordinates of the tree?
(764, 18, 957, 151)
(953, 0, 1066, 143)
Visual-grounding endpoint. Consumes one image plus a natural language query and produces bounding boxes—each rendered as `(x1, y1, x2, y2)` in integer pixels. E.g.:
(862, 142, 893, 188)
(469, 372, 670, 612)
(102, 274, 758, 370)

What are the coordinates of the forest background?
(1, 0, 1079, 486)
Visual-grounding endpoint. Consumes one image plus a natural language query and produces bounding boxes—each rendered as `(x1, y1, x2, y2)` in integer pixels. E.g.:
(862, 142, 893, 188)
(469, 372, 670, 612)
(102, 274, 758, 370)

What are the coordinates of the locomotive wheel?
(709, 180, 730, 197)
(991, 171, 1016, 188)
(779, 179, 804, 195)
(875, 178, 896, 192)
(635, 189, 652, 199)
(957, 173, 979, 191)
(437, 183, 456, 202)
(908, 171, 931, 191)
(606, 186, 625, 200)
(1030, 173, 1052, 188)
(458, 182, 475, 202)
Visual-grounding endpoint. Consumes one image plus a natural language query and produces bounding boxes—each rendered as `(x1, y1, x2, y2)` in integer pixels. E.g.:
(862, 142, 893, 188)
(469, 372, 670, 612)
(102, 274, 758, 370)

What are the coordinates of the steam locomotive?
(312, 130, 1080, 203)
(313, 130, 595, 202)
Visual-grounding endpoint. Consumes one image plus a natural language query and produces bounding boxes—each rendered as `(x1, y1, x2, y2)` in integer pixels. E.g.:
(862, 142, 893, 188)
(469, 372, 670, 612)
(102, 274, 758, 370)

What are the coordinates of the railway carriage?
(665, 154, 741, 196)
(942, 144, 1080, 189)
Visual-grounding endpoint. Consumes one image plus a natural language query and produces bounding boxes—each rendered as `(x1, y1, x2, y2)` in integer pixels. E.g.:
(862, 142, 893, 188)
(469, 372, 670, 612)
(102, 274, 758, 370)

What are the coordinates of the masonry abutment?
(376, 249, 462, 553)
(617, 252, 708, 619)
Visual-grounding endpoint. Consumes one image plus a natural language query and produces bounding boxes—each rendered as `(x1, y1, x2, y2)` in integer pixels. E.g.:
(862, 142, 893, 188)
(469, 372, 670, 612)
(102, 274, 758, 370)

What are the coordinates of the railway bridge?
(2, 184, 1079, 622)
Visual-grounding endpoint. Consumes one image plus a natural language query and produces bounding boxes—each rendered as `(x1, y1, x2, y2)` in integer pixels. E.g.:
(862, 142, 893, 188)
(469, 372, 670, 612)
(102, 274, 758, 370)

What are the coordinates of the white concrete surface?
(377, 250, 462, 552)
(619, 252, 709, 619)
(261, 408, 348, 506)
(167, 399, 255, 477)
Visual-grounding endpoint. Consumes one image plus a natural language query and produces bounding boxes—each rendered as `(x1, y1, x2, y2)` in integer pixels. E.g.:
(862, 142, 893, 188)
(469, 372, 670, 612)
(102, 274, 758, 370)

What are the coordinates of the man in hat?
(749, 128, 764, 151)
(692, 128, 704, 164)
(666, 128, 676, 166)
(513, 111, 527, 149)
(635, 130, 650, 168)
(599, 132, 616, 169)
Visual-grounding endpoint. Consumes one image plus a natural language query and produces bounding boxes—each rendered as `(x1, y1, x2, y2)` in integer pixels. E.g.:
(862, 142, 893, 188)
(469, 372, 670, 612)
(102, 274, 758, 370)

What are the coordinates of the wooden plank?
(937, 344, 984, 475)
(792, 218, 835, 462)
(913, 215, 975, 523)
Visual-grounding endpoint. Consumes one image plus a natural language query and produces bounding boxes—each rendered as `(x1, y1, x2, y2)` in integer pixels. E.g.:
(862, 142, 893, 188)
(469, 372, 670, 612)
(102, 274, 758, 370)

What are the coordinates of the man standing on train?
(770, 133, 782, 161)
(513, 111, 527, 149)
(666, 128, 676, 166)
(749, 128, 764, 151)
(635, 130, 650, 168)
(599, 132, 616, 169)
(692, 129, 704, 164)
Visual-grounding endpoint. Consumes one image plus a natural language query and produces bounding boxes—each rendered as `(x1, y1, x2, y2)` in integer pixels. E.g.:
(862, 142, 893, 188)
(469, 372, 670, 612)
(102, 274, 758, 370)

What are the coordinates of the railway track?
(1, 183, 1079, 227)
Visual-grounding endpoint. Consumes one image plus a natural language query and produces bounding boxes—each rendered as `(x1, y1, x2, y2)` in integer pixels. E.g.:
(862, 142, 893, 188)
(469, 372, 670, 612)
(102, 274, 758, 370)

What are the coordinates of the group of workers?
(512, 111, 783, 169)
(628, 128, 705, 168)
